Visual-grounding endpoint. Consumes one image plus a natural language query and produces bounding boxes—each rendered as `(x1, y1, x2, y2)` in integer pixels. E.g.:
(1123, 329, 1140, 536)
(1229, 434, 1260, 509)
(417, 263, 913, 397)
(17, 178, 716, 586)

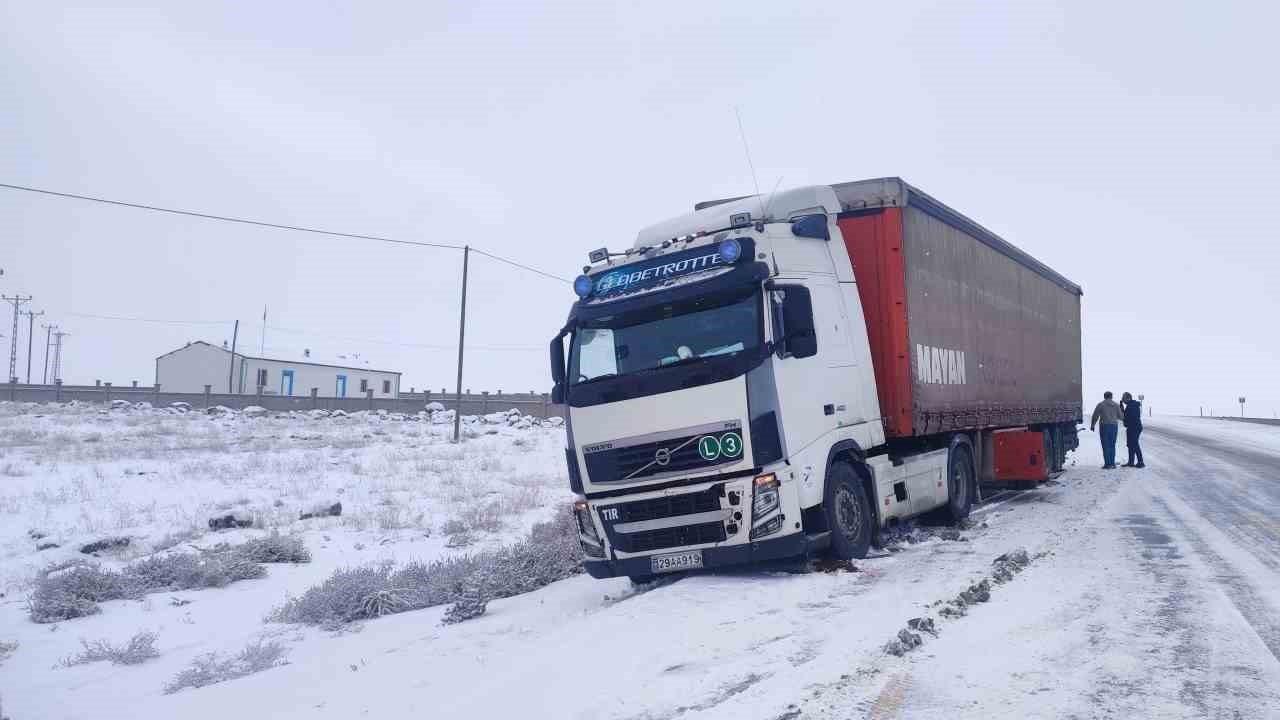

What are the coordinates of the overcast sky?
(2, 1, 1277, 416)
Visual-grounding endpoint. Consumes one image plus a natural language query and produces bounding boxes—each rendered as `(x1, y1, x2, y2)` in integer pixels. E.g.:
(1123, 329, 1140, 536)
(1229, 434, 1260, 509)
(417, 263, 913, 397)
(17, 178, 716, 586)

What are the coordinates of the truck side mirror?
(770, 285, 818, 359)
(549, 334, 567, 403)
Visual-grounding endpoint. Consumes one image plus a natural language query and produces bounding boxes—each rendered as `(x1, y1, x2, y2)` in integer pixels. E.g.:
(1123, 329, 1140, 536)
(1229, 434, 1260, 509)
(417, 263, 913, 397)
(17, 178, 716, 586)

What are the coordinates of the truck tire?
(946, 444, 975, 521)
(927, 444, 974, 524)
(824, 462, 872, 560)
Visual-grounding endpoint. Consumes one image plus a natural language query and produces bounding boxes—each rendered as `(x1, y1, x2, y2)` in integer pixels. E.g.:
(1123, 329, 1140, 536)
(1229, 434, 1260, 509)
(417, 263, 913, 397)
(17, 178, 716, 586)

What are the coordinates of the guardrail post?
(55, 379, 63, 402)
(104, 382, 112, 405)
(481, 391, 489, 415)
(366, 388, 374, 411)
(7, 378, 15, 402)
(204, 384, 212, 409)
(153, 383, 161, 406)
(310, 387, 318, 409)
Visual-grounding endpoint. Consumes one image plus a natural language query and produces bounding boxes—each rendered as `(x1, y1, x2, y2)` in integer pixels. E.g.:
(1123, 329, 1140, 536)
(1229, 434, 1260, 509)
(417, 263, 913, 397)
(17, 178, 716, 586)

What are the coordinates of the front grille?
(609, 485, 722, 523)
(584, 427, 743, 484)
(614, 521, 727, 553)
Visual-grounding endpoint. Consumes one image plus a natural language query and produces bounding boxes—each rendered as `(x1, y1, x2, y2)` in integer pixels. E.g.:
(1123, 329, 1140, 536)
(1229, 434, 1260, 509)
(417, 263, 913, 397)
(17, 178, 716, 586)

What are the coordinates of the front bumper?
(582, 530, 808, 579)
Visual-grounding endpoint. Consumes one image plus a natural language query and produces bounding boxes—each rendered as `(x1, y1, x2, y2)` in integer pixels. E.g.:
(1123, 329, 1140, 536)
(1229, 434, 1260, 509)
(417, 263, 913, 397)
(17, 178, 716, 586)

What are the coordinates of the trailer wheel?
(930, 444, 974, 523)
(825, 462, 872, 560)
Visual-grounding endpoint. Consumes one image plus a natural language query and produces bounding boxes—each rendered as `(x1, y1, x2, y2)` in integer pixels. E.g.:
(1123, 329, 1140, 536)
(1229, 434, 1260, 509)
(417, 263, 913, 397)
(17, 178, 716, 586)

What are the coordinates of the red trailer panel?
(992, 429, 1048, 482)
(834, 178, 1083, 439)
(838, 209, 913, 438)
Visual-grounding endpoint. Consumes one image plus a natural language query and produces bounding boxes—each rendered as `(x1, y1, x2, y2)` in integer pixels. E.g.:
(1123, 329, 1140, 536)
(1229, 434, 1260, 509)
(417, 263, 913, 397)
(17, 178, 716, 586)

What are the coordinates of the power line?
(472, 247, 571, 283)
(0, 181, 570, 283)
(67, 311, 232, 325)
(264, 323, 543, 352)
(45, 309, 543, 351)
(0, 182, 461, 251)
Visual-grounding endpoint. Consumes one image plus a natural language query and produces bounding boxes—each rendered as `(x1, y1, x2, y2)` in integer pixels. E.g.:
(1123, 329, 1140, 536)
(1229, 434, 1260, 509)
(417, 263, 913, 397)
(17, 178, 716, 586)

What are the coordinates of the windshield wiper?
(574, 372, 619, 386)
(636, 354, 717, 375)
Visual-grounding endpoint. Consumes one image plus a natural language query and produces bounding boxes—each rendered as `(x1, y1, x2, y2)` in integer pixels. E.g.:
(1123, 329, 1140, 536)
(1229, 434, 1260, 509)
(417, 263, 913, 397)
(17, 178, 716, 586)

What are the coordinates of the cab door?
(766, 277, 857, 460)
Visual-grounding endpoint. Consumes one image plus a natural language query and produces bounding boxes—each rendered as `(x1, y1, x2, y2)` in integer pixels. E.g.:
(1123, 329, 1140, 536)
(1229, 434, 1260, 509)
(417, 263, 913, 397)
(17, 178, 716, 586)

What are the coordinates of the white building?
(156, 341, 402, 398)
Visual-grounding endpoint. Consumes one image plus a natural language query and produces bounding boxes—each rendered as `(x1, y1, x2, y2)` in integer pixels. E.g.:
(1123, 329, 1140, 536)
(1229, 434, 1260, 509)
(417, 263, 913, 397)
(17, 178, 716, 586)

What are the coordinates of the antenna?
(734, 107, 765, 219)
(762, 176, 785, 220)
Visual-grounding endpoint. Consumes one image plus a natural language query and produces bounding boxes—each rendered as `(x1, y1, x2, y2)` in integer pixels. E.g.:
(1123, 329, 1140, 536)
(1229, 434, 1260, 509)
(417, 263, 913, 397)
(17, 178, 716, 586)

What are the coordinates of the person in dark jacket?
(1121, 392, 1145, 468)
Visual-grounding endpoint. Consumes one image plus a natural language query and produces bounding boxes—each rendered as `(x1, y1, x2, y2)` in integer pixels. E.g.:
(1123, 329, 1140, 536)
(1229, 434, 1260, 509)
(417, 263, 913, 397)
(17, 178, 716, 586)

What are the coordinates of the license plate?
(650, 550, 704, 574)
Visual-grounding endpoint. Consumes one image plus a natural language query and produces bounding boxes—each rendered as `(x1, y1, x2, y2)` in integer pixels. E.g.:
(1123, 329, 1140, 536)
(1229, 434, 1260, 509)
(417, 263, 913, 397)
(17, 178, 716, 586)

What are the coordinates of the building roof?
(156, 341, 402, 375)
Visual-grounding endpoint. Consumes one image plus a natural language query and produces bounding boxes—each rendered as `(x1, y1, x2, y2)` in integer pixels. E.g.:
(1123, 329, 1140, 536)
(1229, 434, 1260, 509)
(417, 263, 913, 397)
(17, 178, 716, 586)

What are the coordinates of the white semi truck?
(549, 178, 1082, 582)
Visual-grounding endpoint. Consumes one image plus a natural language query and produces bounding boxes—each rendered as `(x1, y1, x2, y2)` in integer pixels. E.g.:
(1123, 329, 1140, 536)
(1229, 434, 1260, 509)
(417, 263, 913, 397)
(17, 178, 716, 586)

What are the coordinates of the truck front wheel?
(825, 462, 872, 560)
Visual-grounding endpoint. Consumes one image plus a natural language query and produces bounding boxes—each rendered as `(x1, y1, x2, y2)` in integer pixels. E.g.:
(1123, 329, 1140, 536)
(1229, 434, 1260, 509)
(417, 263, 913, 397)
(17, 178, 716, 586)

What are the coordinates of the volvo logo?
(654, 448, 672, 466)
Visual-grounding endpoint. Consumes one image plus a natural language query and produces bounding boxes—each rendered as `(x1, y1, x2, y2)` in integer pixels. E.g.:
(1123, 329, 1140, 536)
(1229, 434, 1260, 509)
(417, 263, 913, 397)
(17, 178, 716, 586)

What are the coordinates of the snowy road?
(857, 419, 1280, 720)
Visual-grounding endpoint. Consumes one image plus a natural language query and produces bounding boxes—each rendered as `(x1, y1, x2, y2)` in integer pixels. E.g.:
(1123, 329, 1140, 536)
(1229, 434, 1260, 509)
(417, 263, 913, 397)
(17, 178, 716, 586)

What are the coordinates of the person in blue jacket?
(1121, 392, 1145, 468)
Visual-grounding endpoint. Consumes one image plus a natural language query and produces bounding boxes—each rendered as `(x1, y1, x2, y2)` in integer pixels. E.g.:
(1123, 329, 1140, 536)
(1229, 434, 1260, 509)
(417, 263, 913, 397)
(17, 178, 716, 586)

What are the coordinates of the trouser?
(1100, 424, 1118, 466)
(1127, 426, 1144, 465)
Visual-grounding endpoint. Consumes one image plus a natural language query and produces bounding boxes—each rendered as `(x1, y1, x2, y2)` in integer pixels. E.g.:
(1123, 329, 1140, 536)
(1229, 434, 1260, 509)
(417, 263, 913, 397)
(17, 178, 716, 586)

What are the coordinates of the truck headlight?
(573, 499, 605, 558)
(752, 473, 780, 518)
(751, 473, 784, 539)
(751, 514, 784, 540)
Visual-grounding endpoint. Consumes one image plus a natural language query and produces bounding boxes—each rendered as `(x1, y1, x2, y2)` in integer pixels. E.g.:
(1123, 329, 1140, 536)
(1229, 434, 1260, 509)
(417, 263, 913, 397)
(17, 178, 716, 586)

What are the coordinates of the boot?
(1135, 462, 1145, 468)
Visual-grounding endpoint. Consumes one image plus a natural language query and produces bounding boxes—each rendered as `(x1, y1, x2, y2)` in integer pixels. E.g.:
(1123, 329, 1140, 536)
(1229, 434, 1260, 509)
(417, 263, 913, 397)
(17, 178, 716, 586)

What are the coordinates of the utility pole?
(51, 330, 70, 383)
(21, 309, 44, 383)
(453, 245, 470, 443)
(41, 323, 56, 384)
(228, 319, 239, 393)
(2, 294, 32, 383)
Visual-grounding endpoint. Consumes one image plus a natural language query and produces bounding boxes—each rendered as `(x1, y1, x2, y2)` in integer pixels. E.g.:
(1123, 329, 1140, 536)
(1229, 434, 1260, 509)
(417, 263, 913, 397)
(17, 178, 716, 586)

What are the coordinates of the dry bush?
(28, 534, 309, 623)
(61, 630, 160, 666)
(271, 509, 581, 627)
(163, 640, 289, 694)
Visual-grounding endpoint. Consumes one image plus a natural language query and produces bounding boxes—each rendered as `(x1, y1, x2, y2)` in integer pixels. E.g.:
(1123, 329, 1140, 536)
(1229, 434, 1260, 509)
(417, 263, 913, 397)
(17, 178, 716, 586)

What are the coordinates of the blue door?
(336, 375, 347, 398)
(281, 370, 295, 396)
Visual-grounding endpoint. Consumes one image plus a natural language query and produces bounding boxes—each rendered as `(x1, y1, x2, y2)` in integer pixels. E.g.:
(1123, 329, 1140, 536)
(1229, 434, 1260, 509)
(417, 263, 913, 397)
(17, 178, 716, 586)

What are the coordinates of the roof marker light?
(718, 238, 743, 263)
(573, 275, 593, 298)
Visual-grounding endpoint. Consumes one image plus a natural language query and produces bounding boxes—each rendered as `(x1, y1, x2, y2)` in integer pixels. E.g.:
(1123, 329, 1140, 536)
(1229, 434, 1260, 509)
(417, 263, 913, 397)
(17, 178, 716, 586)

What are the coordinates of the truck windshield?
(569, 289, 761, 385)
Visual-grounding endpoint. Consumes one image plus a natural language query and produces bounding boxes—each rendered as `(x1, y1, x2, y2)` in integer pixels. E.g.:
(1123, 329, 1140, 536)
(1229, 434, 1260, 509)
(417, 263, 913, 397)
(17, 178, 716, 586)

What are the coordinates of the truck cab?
(551, 187, 924, 581)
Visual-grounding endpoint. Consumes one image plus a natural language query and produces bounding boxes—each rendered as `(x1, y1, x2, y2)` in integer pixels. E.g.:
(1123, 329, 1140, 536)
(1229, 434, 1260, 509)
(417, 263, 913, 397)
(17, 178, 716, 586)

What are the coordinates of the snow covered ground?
(3, 409, 1280, 719)
(0, 400, 572, 718)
